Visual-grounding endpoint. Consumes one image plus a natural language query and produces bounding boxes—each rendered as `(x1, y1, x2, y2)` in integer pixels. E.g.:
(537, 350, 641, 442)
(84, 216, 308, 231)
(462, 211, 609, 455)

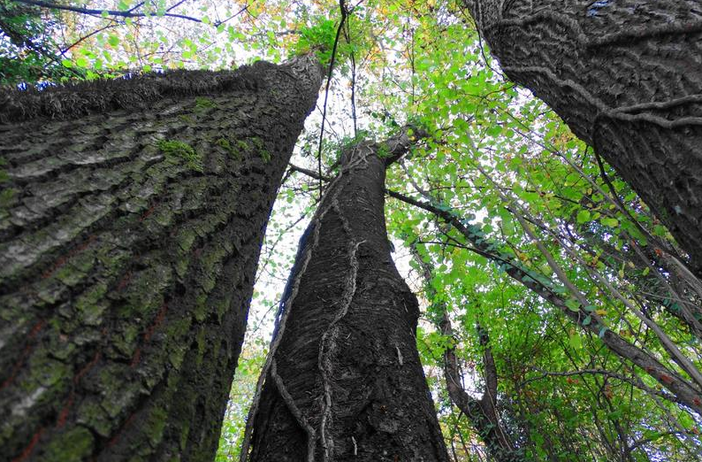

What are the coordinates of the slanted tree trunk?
(0, 56, 321, 462)
(462, 0, 702, 276)
(244, 131, 449, 461)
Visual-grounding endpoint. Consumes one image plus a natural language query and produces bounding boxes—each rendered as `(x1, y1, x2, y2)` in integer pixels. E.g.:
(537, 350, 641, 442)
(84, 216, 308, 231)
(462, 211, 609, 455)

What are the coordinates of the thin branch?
(520, 368, 685, 405)
(61, 21, 117, 54)
(316, 0, 348, 198)
(16, 0, 208, 24)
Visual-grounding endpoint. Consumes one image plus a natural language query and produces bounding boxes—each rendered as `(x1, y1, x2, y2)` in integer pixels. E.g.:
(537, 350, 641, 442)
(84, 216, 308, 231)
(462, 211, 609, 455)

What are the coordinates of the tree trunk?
(0, 56, 321, 462)
(463, 0, 702, 276)
(441, 320, 523, 462)
(245, 132, 449, 461)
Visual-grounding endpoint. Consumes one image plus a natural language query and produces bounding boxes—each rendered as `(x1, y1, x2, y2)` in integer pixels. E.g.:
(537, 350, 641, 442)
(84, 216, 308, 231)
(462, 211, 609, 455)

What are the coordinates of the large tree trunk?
(0, 56, 321, 462)
(245, 132, 449, 461)
(462, 0, 702, 276)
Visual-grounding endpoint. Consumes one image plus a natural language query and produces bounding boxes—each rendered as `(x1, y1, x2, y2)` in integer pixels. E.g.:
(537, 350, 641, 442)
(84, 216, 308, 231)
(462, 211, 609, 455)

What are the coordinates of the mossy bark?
(463, 0, 702, 276)
(246, 132, 449, 461)
(0, 56, 321, 462)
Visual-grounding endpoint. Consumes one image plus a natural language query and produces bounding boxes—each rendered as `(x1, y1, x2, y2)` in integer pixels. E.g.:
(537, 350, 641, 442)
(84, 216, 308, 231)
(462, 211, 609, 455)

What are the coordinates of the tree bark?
(0, 56, 321, 462)
(245, 131, 449, 461)
(463, 0, 702, 276)
(441, 321, 523, 462)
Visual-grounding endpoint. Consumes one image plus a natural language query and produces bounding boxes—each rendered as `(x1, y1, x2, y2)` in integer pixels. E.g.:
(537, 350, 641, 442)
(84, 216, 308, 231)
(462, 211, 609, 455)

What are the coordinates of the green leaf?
(108, 34, 120, 47)
(565, 299, 581, 312)
(569, 333, 582, 350)
(601, 217, 619, 227)
(576, 210, 591, 224)
(61, 59, 73, 68)
(75, 57, 88, 68)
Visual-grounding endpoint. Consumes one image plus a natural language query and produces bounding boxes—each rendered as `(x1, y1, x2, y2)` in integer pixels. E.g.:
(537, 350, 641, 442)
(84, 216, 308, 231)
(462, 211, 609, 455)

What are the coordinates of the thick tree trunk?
(0, 56, 321, 462)
(245, 132, 449, 461)
(463, 0, 702, 276)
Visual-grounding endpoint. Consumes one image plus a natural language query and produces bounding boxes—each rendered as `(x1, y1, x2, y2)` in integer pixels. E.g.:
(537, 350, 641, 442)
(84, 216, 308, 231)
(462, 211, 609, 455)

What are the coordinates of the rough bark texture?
(246, 133, 449, 461)
(463, 0, 702, 276)
(0, 56, 321, 462)
(441, 321, 523, 462)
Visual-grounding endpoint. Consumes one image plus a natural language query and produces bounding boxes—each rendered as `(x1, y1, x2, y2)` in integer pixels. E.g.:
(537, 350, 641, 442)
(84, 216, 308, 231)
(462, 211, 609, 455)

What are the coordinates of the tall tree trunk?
(462, 0, 702, 277)
(245, 131, 449, 461)
(0, 56, 321, 462)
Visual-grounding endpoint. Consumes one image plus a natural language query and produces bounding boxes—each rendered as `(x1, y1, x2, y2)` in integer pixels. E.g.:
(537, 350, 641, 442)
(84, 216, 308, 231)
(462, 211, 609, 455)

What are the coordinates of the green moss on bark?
(157, 139, 203, 172)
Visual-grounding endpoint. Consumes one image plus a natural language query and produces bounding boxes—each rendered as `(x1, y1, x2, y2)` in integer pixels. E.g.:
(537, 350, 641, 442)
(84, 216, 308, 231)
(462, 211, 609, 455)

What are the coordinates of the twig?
(16, 0, 213, 24)
(316, 0, 349, 199)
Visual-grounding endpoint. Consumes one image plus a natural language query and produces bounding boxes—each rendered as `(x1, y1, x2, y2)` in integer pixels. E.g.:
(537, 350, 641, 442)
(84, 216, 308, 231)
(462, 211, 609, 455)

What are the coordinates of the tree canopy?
(3, 1, 701, 461)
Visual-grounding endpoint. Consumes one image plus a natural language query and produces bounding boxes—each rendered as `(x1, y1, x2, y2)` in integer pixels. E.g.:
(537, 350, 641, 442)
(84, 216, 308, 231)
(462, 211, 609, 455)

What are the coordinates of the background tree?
(411, 242, 523, 462)
(0, 56, 321, 461)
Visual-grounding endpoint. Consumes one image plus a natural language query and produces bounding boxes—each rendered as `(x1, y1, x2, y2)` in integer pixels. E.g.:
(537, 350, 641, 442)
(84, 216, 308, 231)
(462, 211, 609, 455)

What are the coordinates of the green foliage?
(0, 1, 78, 84)
(215, 344, 266, 462)
(376, 143, 391, 159)
(289, 16, 364, 68)
(290, 18, 339, 65)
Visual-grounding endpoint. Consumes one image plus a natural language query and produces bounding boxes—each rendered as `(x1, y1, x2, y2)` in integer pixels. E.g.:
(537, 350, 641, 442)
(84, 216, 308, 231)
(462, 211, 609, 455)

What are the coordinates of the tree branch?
(16, 0, 209, 24)
(316, 0, 349, 198)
